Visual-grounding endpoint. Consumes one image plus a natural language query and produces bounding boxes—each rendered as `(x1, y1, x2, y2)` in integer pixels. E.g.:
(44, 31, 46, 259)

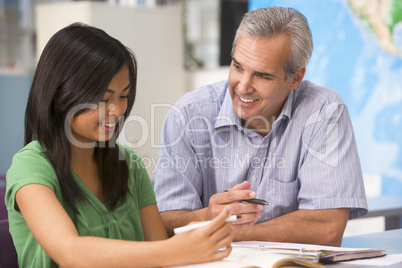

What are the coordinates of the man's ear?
(290, 66, 306, 90)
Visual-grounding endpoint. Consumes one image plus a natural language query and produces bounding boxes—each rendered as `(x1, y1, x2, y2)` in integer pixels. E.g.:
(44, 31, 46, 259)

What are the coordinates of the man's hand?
(207, 181, 264, 232)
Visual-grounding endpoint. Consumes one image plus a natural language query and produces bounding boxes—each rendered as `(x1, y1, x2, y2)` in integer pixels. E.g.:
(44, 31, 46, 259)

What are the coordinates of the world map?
(250, 0, 402, 195)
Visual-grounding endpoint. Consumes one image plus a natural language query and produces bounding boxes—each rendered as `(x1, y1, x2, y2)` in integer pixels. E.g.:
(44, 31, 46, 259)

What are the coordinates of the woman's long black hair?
(24, 23, 137, 211)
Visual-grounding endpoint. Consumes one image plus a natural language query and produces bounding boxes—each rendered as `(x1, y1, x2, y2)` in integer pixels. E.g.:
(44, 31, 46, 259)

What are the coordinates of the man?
(154, 6, 367, 246)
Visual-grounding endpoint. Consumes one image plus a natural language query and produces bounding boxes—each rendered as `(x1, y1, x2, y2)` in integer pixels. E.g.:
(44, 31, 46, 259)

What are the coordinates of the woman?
(5, 23, 233, 267)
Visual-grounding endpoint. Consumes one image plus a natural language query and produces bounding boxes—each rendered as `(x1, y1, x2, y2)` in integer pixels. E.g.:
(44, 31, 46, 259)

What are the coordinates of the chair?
(0, 219, 18, 268)
(0, 174, 7, 220)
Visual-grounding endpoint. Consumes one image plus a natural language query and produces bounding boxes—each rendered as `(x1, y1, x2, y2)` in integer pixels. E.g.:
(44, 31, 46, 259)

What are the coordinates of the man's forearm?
(160, 208, 208, 237)
(234, 208, 350, 246)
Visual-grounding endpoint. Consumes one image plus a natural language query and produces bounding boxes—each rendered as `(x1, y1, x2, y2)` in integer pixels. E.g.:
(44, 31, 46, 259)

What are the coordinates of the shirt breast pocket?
(257, 177, 300, 223)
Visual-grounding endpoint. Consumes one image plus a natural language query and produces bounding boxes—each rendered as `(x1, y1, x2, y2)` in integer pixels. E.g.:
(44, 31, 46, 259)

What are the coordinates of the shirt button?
(251, 176, 257, 182)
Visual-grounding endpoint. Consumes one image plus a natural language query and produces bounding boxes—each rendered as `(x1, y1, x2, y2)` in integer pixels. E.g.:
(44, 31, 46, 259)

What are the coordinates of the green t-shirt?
(5, 141, 156, 268)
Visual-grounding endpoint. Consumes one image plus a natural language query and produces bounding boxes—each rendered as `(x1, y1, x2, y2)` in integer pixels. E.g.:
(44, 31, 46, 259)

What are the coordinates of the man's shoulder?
(175, 80, 228, 109)
(295, 80, 345, 106)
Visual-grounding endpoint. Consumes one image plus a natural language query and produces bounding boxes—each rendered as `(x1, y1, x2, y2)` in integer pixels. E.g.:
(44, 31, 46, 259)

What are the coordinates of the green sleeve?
(5, 141, 60, 268)
(5, 142, 61, 213)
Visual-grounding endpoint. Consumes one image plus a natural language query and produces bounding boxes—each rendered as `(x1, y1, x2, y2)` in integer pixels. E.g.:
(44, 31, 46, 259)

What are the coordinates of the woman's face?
(70, 65, 130, 146)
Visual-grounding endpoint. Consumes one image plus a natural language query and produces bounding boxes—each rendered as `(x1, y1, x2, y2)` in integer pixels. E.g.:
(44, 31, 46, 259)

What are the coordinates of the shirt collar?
(279, 89, 294, 121)
(215, 89, 241, 129)
(214, 85, 296, 129)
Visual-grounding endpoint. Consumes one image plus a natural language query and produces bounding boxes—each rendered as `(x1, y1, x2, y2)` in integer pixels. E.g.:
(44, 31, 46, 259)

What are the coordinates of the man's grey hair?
(231, 7, 313, 79)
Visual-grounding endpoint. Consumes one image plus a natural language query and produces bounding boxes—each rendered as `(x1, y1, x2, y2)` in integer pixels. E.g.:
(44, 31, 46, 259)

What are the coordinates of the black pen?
(239, 198, 270, 205)
(224, 190, 270, 205)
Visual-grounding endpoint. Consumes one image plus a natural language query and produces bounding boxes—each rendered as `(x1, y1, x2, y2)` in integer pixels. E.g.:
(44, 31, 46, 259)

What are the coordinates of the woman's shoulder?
(7, 140, 58, 188)
(8, 141, 51, 172)
(116, 144, 154, 197)
(117, 144, 142, 163)
(116, 145, 146, 174)
(6, 141, 61, 212)
(17, 140, 47, 154)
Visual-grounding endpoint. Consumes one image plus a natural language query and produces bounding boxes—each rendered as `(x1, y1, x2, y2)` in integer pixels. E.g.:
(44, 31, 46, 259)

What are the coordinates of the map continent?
(348, 0, 402, 56)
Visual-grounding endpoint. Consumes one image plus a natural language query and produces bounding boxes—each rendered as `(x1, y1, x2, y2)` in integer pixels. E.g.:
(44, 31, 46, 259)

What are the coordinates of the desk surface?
(342, 228, 402, 255)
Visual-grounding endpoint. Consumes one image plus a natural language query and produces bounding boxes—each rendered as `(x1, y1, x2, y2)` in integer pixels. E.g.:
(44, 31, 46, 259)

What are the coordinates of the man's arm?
(234, 208, 350, 246)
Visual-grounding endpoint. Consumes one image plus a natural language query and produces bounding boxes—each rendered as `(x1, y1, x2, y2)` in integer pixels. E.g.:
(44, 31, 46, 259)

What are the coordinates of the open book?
(231, 241, 386, 264)
(170, 248, 323, 268)
(169, 241, 386, 268)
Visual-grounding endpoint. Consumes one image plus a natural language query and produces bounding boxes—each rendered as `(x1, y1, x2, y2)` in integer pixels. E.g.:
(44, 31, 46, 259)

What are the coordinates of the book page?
(227, 248, 323, 268)
(168, 248, 323, 268)
(167, 259, 259, 268)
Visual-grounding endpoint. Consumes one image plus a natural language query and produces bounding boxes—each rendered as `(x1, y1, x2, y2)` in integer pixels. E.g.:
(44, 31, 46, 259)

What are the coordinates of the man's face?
(228, 34, 304, 134)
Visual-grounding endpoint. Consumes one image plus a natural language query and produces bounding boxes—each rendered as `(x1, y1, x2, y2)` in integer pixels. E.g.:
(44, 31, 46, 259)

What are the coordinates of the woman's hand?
(167, 207, 234, 265)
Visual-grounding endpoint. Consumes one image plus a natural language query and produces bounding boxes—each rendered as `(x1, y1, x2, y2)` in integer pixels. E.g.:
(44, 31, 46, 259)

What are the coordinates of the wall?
(0, 73, 33, 175)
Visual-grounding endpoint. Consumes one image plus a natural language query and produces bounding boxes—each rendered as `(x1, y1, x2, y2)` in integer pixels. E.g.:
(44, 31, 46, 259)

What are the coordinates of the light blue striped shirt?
(154, 80, 368, 221)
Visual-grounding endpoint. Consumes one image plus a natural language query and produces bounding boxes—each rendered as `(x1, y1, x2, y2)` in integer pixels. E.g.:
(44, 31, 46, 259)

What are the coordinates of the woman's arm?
(140, 204, 168, 241)
(16, 184, 233, 267)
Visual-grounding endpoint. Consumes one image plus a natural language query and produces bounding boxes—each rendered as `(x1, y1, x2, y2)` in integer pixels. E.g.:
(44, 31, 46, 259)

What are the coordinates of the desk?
(362, 196, 402, 230)
(335, 229, 402, 267)
(342, 228, 402, 255)
(172, 230, 402, 268)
